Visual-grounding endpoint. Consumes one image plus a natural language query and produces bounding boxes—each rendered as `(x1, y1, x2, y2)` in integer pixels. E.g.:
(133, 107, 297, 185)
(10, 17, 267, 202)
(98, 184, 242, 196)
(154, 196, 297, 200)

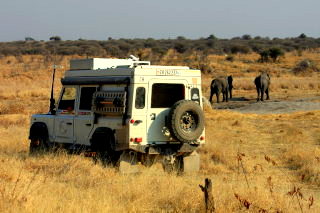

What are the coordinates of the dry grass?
(0, 52, 320, 212)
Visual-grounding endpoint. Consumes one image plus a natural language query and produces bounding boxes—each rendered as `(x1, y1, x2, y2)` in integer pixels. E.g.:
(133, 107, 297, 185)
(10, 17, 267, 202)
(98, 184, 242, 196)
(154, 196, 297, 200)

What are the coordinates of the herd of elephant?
(209, 72, 271, 103)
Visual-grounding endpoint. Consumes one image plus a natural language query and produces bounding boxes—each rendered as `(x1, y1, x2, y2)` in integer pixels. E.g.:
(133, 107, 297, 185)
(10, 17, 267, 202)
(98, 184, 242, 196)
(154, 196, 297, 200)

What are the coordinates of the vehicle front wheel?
(29, 136, 49, 155)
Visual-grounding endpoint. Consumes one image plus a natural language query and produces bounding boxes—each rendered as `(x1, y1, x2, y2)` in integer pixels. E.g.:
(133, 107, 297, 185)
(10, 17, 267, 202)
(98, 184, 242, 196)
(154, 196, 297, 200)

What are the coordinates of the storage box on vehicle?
(70, 58, 150, 70)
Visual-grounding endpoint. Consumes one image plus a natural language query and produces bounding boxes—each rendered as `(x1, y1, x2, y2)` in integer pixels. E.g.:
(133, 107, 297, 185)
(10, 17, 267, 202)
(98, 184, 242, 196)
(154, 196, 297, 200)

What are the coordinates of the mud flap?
(119, 151, 140, 174)
(183, 151, 200, 173)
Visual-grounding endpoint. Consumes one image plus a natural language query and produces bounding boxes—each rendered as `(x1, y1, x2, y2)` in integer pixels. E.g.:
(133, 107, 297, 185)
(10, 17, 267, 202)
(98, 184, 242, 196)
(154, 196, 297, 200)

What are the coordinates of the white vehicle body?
(29, 57, 205, 172)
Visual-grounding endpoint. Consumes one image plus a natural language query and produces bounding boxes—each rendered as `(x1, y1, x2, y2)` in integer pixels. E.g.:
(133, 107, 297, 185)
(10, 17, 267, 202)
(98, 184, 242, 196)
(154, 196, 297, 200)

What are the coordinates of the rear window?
(151, 83, 185, 108)
(191, 88, 200, 103)
(135, 87, 145, 109)
(79, 87, 97, 110)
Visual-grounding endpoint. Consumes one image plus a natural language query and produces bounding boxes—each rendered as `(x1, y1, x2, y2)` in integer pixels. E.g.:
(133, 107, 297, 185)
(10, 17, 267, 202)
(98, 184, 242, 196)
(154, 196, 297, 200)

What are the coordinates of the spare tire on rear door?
(168, 100, 205, 143)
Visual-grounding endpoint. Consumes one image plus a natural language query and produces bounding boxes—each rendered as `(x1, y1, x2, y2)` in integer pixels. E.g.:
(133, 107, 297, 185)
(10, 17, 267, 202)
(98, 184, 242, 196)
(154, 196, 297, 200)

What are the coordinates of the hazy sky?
(0, 0, 319, 41)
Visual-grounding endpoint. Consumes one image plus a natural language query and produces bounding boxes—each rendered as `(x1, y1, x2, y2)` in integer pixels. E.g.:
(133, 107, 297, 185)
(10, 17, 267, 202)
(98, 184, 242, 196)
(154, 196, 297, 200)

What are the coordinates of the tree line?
(0, 34, 319, 60)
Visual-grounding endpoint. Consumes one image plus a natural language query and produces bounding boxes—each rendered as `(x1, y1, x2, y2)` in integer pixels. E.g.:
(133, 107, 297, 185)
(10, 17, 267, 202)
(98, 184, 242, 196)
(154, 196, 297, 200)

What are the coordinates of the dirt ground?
(212, 95, 320, 114)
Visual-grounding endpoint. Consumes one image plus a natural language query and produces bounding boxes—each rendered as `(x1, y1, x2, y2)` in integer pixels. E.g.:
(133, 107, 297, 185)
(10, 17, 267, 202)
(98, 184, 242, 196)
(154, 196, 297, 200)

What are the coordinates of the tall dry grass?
(0, 52, 320, 212)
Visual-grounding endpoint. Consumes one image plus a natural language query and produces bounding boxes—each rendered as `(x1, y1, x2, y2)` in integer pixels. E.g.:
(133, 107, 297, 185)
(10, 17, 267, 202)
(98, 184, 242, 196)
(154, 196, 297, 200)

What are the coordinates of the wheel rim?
(33, 139, 40, 146)
(179, 111, 198, 132)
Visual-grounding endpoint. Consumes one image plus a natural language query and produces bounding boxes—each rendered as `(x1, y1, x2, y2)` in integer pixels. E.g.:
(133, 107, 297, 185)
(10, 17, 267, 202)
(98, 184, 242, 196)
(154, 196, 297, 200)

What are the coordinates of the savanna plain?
(0, 51, 319, 212)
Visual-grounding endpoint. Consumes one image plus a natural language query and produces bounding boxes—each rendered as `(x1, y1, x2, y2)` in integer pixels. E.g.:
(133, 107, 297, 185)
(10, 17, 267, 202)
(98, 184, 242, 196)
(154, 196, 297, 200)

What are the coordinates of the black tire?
(141, 154, 157, 167)
(168, 100, 205, 143)
(29, 136, 49, 155)
(91, 130, 120, 167)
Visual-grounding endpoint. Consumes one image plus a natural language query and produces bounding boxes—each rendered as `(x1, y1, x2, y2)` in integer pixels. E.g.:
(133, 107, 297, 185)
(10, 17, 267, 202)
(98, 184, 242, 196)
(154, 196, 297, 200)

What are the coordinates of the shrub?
(269, 47, 284, 62)
(174, 42, 187, 54)
(230, 45, 251, 54)
(241, 34, 252, 40)
(258, 47, 284, 62)
(50, 36, 62, 41)
(258, 49, 270, 62)
(25, 37, 35, 41)
(298, 33, 307, 39)
(225, 55, 234, 62)
(292, 59, 319, 75)
(207, 34, 218, 40)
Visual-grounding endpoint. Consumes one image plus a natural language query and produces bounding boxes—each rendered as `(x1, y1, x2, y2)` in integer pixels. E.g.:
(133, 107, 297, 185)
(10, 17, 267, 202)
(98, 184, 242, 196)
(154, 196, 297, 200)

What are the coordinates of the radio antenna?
(49, 47, 62, 115)
(49, 64, 57, 114)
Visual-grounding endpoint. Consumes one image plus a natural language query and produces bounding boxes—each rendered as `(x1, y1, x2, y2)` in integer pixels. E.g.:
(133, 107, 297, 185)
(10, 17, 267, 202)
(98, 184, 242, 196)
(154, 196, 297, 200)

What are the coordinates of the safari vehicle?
(29, 56, 205, 172)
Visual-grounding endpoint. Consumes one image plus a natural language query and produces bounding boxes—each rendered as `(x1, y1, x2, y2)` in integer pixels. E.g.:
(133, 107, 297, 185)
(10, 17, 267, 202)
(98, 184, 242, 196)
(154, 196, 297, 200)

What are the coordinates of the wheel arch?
(90, 127, 115, 146)
(91, 127, 114, 136)
(29, 122, 49, 140)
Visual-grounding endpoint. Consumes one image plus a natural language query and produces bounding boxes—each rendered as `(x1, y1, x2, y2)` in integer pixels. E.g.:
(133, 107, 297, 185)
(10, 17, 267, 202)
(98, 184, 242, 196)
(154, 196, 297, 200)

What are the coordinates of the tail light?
(134, 137, 142, 143)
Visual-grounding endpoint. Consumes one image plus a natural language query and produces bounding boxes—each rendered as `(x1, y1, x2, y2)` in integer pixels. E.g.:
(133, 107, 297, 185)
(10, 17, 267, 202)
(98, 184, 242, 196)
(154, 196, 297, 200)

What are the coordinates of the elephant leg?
(222, 92, 226, 102)
(209, 90, 213, 103)
(225, 90, 229, 102)
(216, 93, 220, 103)
(261, 87, 265, 101)
(256, 87, 260, 102)
(266, 88, 270, 100)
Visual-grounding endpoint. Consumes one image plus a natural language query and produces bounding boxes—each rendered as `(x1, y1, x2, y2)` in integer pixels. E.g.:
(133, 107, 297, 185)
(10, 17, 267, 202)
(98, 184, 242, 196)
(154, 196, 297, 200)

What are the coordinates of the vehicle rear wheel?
(168, 100, 205, 143)
(91, 130, 120, 167)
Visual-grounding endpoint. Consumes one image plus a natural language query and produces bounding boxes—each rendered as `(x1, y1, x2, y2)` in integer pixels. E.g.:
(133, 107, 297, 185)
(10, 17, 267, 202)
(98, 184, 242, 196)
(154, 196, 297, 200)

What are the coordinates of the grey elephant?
(254, 72, 270, 101)
(209, 76, 230, 103)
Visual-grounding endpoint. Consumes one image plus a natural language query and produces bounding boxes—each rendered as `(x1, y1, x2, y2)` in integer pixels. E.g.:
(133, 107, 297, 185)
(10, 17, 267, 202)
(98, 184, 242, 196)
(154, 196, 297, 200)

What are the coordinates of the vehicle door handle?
(66, 122, 73, 125)
(85, 123, 91, 126)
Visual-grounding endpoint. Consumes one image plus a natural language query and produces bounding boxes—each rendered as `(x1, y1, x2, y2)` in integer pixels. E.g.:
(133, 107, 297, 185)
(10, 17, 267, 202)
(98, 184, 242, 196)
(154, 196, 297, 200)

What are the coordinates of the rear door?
(146, 79, 188, 142)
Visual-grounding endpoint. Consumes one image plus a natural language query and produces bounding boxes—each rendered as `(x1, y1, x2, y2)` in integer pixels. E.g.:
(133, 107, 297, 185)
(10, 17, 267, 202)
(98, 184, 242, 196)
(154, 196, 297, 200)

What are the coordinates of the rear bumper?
(128, 143, 200, 155)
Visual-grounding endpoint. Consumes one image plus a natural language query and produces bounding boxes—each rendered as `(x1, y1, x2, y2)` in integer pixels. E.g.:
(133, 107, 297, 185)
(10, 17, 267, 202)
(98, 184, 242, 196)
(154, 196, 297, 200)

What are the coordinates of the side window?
(191, 88, 200, 103)
(58, 87, 77, 111)
(135, 87, 145, 109)
(151, 84, 185, 108)
(79, 87, 97, 111)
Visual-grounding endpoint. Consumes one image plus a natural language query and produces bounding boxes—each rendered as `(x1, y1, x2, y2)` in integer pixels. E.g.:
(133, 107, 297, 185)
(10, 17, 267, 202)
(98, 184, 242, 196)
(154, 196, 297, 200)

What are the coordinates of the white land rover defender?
(29, 57, 205, 172)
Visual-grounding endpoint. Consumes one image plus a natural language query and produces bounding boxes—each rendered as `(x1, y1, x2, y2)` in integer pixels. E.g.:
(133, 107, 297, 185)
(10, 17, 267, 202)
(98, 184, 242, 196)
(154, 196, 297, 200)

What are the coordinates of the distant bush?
(241, 34, 252, 40)
(230, 45, 251, 54)
(292, 59, 319, 75)
(207, 34, 218, 40)
(225, 55, 234, 62)
(269, 47, 284, 62)
(258, 47, 284, 62)
(174, 42, 188, 53)
(298, 33, 307, 39)
(50, 36, 62, 41)
(199, 63, 214, 74)
(25, 37, 35, 41)
(259, 49, 270, 62)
